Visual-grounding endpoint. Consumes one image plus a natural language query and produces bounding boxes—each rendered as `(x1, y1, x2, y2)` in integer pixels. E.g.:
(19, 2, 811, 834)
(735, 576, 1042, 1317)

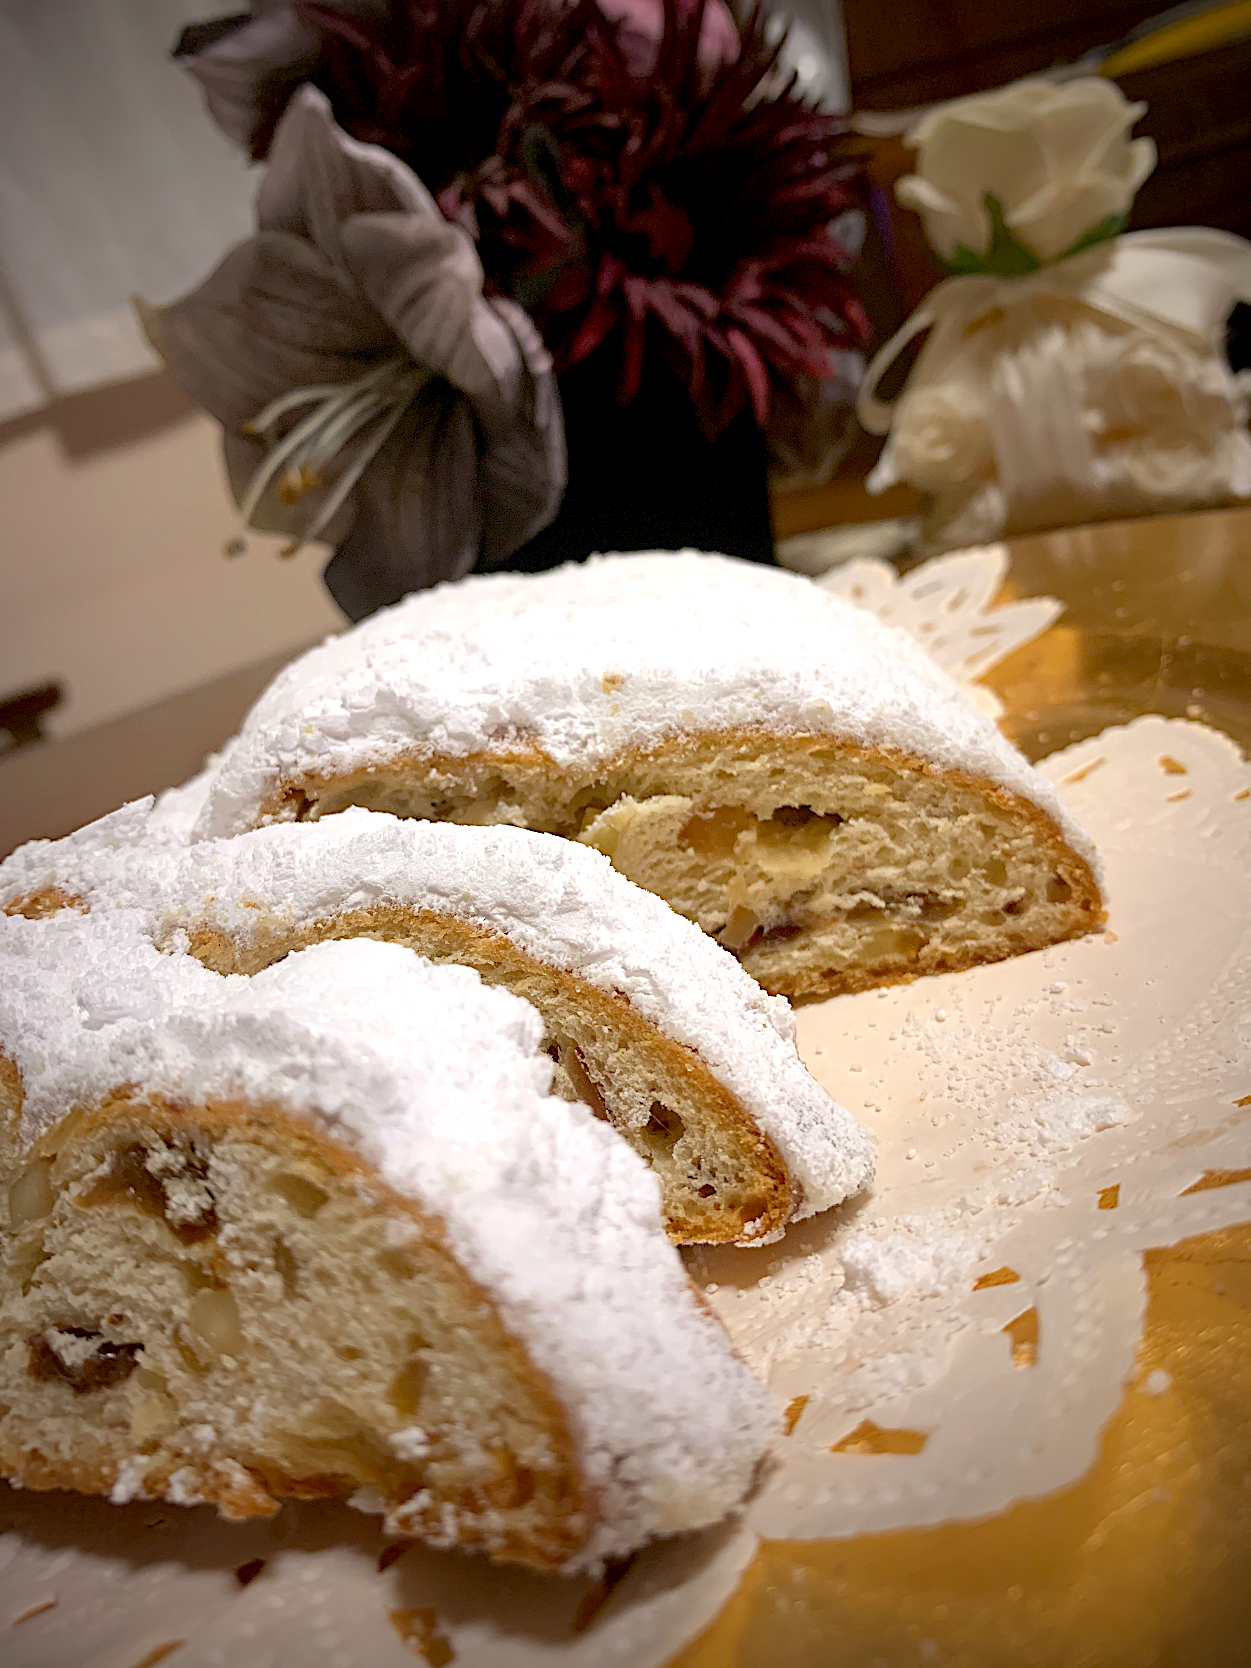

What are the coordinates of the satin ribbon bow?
(858, 228, 1251, 440)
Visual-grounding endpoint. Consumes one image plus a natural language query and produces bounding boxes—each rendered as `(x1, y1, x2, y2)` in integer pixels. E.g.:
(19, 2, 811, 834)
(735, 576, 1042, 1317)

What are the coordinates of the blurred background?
(1, 0, 1249, 853)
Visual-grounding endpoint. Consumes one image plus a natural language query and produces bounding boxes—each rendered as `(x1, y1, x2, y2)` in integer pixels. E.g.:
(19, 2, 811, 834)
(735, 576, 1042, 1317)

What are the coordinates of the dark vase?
(502, 350, 776, 573)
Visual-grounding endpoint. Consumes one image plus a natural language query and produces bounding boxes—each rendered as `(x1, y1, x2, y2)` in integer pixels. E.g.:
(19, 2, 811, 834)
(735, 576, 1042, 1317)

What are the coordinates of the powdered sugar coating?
(192, 551, 1099, 874)
(1, 799, 157, 897)
(0, 802, 873, 1222)
(0, 913, 777, 1565)
(149, 760, 219, 839)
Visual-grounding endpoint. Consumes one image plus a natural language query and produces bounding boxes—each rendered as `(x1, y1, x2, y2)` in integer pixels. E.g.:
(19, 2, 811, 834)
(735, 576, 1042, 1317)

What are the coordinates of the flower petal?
(1008, 177, 1124, 262)
(175, 2, 395, 156)
(258, 85, 429, 257)
(142, 230, 388, 431)
(1086, 128, 1157, 198)
(902, 77, 1154, 264)
(921, 117, 1049, 213)
(1033, 82, 1146, 176)
(477, 301, 567, 565)
(895, 175, 963, 218)
(175, 7, 320, 157)
(896, 170, 988, 261)
(219, 426, 355, 544)
(268, 92, 487, 368)
(724, 326, 771, 425)
(338, 210, 534, 434)
(321, 385, 483, 620)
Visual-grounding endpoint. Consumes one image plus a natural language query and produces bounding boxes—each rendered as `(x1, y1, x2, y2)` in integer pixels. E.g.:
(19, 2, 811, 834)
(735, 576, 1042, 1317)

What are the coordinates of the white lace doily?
(3, 562, 1248, 1668)
(818, 544, 1062, 717)
(705, 715, 1251, 1546)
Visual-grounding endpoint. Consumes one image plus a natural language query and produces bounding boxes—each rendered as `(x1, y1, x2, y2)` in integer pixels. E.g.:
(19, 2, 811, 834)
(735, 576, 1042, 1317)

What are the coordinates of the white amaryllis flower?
(896, 78, 1157, 267)
(142, 86, 564, 622)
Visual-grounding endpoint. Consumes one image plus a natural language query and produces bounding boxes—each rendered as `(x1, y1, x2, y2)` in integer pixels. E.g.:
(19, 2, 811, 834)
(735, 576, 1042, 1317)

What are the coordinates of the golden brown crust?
(771, 836, 1103, 1001)
(0, 1439, 283, 1520)
(3, 857, 798, 1242)
(257, 725, 1088, 850)
(2, 877, 798, 1243)
(783, 911, 1099, 1003)
(182, 904, 795, 1245)
(0, 1052, 24, 1174)
(254, 724, 1106, 991)
(0, 1090, 593, 1569)
(4, 885, 87, 921)
(0, 1053, 22, 1122)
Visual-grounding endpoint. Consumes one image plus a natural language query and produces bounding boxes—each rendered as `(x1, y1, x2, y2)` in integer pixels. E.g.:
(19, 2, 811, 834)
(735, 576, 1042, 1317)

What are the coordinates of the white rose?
(1089, 331, 1241, 450)
(1119, 431, 1239, 503)
(896, 79, 1156, 265)
(888, 383, 993, 491)
(1085, 333, 1248, 502)
(1067, 326, 1239, 500)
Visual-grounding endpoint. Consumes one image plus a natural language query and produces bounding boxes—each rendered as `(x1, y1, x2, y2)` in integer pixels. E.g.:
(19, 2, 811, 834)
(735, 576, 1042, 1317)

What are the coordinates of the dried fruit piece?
(389, 1607, 454, 1665)
(28, 1327, 141, 1394)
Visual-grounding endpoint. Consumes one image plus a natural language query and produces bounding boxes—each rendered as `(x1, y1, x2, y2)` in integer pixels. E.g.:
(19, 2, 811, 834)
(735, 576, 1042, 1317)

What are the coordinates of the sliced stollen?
(190, 551, 1106, 998)
(1, 802, 873, 1246)
(0, 914, 778, 1571)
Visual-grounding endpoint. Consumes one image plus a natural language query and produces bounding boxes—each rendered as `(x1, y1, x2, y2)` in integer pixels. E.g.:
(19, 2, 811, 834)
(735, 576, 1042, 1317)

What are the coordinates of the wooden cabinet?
(845, 1, 1164, 110)
(1119, 36, 1251, 240)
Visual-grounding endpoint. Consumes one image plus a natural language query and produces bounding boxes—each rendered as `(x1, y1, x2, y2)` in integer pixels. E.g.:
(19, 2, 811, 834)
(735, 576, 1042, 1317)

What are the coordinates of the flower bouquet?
(154, 0, 868, 618)
(859, 77, 1251, 552)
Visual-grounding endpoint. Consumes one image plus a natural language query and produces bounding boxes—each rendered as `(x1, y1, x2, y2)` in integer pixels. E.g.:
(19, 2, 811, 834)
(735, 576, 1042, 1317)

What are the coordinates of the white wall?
(0, 383, 342, 740)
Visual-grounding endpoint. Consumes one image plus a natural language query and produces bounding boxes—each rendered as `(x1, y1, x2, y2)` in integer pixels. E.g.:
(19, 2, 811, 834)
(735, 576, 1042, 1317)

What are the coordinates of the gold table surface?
(668, 506, 1251, 1668)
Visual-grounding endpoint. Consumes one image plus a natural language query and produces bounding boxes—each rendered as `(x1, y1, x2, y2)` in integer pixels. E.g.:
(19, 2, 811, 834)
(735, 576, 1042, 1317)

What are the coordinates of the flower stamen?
(230, 358, 431, 559)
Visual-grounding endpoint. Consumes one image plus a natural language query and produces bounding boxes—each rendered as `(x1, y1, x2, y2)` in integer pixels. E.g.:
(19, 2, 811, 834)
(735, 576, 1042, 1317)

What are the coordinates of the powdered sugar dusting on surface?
(192, 552, 1096, 871)
(839, 1222, 984, 1307)
(700, 986, 1137, 1414)
(0, 803, 873, 1220)
(0, 914, 777, 1565)
(149, 760, 220, 840)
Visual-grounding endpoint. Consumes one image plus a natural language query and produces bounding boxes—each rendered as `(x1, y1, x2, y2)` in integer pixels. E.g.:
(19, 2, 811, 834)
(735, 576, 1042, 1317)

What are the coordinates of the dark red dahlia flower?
(474, 0, 869, 437)
(295, 0, 608, 194)
(193, 0, 868, 439)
